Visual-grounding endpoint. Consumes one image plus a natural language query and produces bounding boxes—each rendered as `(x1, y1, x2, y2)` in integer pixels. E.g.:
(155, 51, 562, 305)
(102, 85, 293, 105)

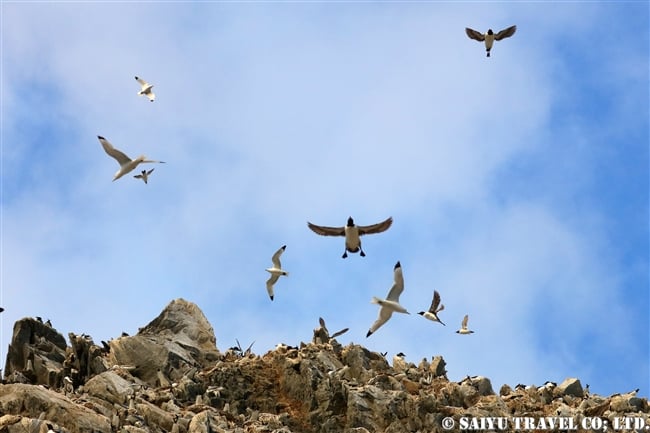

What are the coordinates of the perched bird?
(135, 76, 155, 102)
(98, 136, 165, 181)
(456, 314, 475, 334)
(307, 216, 393, 258)
(366, 261, 410, 337)
(465, 25, 517, 57)
(156, 368, 171, 388)
(392, 352, 408, 372)
(265, 245, 289, 301)
(134, 168, 155, 184)
(418, 290, 446, 326)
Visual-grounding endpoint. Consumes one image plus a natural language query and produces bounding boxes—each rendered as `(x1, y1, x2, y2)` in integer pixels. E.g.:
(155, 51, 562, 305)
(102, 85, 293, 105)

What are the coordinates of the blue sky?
(1, 2, 648, 398)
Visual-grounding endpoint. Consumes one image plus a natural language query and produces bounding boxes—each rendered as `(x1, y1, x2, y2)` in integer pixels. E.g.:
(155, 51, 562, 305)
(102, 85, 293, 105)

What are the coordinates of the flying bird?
(456, 314, 475, 335)
(465, 25, 516, 57)
(98, 136, 165, 181)
(135, 76, 155, 102)
(307, 216, 393, 258)
(366, 261, 410, 337)
(418, 290, 445, 325)
(265, 245, 289, 301)
(134, 168, 155, 184)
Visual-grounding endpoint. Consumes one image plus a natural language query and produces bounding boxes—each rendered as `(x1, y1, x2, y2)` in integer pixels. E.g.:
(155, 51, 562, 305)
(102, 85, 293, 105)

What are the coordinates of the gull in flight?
(307, 216, 393, 258)
(134, 168, 155, 184)
(366, 261, 410, 337)
(456, 314, 475, 335)
(418, 290, 445, 326)
(135, 76, 155, 101)
(265, 245, 289, 301)
(465, 25, 516, 57)
(98, 136, 165, 181)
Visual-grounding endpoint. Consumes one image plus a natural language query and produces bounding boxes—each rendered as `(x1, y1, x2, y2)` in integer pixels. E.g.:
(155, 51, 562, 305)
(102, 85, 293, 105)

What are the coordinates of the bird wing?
(98, 136, 132, 166)
(368, 306, 394, 335)
(146, 91, 156, 102)
(461, 314, 469, 329)
(307, 222, 345, 236)
(357, 216, 393, 235)
(429, 290, 441, 313)
(386, 265, 404, 301)
(266, 275, 279, 300)
(135, 76, 150, 87)
(266, 274, 279, 287)
(330, 327, 349, 339)
(147, 168, 155, 175)
(271, 245, 286, 268)
(134, 173, 143, 179)
(495, 25, 517, 40)
(465, 27, 485, 41)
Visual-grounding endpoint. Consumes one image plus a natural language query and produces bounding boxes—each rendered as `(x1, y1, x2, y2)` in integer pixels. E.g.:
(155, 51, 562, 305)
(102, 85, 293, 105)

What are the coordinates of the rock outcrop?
(1, 298, 647, 433)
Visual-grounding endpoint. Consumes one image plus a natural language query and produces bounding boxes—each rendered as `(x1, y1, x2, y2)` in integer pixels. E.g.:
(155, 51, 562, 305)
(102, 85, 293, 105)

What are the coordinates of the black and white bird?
(465, 25, 516, 57)
(418, 290, 445, 326)
(307, 216, 393, 258)
(98, 136, 165, 181)
(392, 352, 408, 372)
(265, 245, 288, 301)
(135, 76, 155, 102)
(366, 261, 410, 337)
(456, 314, 475, 335)
(134, 168, 155, 184)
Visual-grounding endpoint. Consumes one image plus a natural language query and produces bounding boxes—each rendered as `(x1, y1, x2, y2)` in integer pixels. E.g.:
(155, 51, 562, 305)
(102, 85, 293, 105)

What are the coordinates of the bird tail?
(370, 296, 381, 305)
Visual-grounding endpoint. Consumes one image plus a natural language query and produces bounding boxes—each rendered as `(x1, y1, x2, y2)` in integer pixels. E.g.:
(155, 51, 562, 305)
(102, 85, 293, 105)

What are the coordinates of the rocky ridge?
(0, 298, 647, 433)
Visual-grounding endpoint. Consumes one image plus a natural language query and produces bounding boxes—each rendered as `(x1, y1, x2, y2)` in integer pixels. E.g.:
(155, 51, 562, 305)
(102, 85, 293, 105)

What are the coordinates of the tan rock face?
(1, 299, 648, 433)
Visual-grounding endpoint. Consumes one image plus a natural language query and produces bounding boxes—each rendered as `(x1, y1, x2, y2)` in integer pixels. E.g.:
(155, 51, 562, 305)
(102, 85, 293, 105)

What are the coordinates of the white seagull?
(135, 76, 155, 101)
(134, 168, 155, 184)
(465, 25, 517, 57)
(265, 245, 289, 301)
(98, 136, 165, 181)
(418, 290, 445, 326)
(307, 216, 393, 258)
(456, 314, 475, 335)
(366, 261, 410, 337)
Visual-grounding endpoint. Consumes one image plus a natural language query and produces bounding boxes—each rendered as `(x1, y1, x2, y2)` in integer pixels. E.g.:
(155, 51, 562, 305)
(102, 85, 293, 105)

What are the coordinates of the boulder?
(554, 378, 584, 398)
(0, 384, 111, 433)
(108, 299, 220, 387)
(3, 318, 67, 388)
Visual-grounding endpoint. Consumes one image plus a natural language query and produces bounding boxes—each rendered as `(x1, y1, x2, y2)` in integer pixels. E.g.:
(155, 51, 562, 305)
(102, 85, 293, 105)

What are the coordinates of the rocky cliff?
(0, 298, 647, 433)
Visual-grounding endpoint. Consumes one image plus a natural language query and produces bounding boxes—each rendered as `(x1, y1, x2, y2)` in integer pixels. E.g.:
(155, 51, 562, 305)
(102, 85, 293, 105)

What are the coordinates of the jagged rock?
(554, 377, 584, 398)
(84, 370, 135, 405)
(108, 298, 220, 387)
(0, 384, 111, 433)
(465, 375, 494, 396)
(3, 318, 67, 388)
(429, 355, 446, 377)
(67, 333, 108, 384)
(0, 299, 646, 433)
